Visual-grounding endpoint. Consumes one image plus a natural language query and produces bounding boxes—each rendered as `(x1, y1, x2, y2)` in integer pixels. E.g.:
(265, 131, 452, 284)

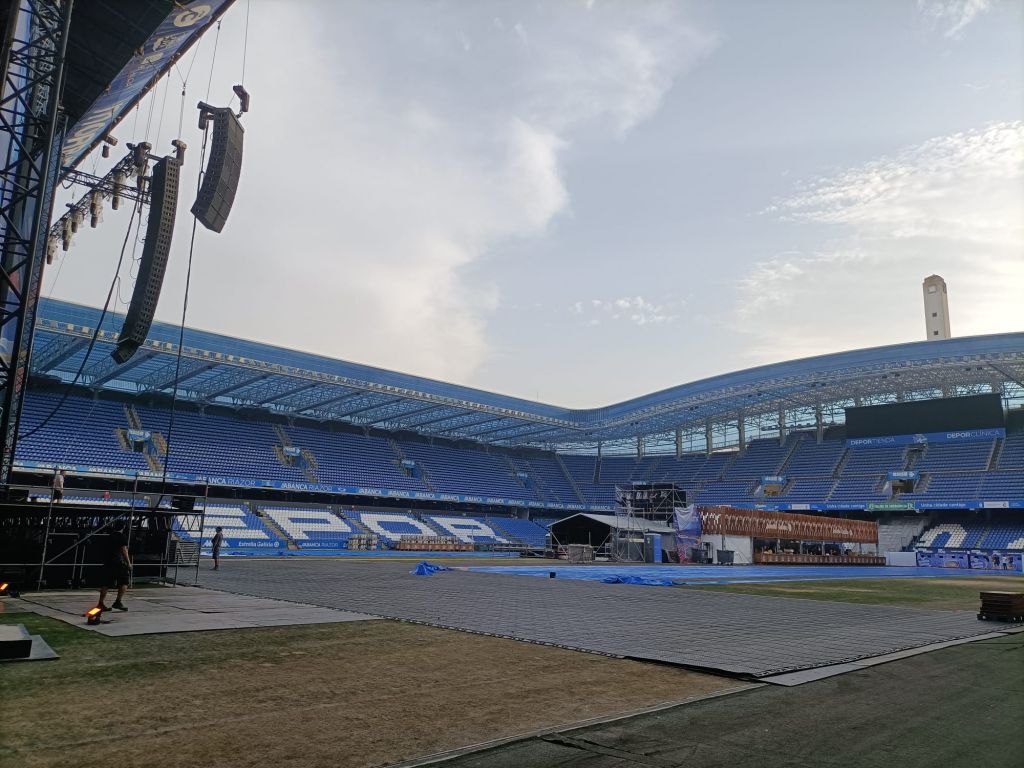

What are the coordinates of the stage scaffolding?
(0, 473, 209, 591)
(613, 482, 684, 562)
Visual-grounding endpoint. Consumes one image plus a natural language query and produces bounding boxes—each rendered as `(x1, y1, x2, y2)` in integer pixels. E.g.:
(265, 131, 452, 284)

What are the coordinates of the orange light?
(86, 607, 102, 617)
(0, 582, 8, 593)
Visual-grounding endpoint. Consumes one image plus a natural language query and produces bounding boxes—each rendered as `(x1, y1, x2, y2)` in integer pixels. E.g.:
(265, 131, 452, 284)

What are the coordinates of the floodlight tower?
(922, 275, 951, 341)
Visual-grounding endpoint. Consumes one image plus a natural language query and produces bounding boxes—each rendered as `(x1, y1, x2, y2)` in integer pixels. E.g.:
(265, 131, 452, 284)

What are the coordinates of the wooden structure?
(755, 553, 885, 566)
(700, 506, 878, 544)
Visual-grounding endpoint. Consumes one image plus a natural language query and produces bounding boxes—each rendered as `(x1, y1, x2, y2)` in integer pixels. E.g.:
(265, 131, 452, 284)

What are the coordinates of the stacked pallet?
(978, 592, 1024, 622)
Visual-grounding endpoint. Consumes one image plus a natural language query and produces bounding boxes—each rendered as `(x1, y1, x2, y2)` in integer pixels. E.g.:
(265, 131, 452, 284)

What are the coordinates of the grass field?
(4, 573, 1021, 767)
(0, 604, 735, 768)
(687, 574, 1024, 611)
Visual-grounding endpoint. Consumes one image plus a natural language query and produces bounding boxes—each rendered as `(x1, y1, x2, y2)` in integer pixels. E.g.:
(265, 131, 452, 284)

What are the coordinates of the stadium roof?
(29, 298, 1024, 450)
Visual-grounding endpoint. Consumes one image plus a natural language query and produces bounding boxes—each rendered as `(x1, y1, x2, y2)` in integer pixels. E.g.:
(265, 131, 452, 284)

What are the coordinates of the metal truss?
(48, 150, 148, 254)
(0, 0, 73, 485)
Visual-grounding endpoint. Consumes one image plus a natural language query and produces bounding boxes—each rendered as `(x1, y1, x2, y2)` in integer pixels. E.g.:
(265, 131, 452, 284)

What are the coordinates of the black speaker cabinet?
(113, 156, 180, 364)
(192, 107, 244, 233)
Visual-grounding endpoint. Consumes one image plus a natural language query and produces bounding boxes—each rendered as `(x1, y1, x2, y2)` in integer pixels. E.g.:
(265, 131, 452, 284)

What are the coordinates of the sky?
(47, 0, 1024, 408)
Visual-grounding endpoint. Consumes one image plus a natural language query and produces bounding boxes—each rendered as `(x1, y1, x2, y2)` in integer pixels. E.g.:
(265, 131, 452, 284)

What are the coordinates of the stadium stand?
(899, 473, 983, 502)
(14, 393, 1024, 513)
(347, 511, 440, 543)
(841, 444, 908, 475)
(979, 472, 1024, 499)
(997, 433, 1024, 470)
(914, 441, 995, 473)
(399, 441, 524, 498)
(695, 480, 755, 505)
(980, 524, 1024, 550)
(180, 503, 285, 549)
(424, 515, 508, 544)
(917, 521, 987, 549)
(18, 393, 149, 472)
(781, 477, 835, 502)
(781, 434, 845, 477)
(828, 475, 886, 502)
(724, 438, 791, 479)
(487, 517, 548, 548)
(914, 519, 1024, 551)
(693, 452, 735, 482)
(260, 506, 354, 548)
(876, 518, 927, 552)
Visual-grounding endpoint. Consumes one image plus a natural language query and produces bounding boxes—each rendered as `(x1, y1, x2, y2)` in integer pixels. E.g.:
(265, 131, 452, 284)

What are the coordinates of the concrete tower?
(922, 274, 951, 341)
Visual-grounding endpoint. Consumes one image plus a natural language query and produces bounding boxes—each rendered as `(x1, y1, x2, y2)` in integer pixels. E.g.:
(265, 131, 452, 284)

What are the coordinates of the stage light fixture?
(85, 607, 102, 625)
(0, 582, 8, 594)
(89, 191, 103, 228)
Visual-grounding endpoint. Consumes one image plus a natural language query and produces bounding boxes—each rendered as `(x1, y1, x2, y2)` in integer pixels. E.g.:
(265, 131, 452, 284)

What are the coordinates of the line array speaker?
(113, 156, 180, 364)
(192, 107, 244, 233)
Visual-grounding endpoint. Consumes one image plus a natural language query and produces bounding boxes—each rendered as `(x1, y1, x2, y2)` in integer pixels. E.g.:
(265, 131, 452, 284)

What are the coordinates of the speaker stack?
(113, 156, 180, 364)
(192, 105, 244, 233)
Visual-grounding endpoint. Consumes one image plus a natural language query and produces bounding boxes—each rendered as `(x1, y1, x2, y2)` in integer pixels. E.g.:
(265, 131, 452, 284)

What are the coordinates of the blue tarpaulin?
(411, 561, 453, 576)
(600, 575, 676, 587)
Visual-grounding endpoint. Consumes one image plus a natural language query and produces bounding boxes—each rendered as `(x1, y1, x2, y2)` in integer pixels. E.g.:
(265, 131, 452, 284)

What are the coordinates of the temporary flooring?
(198, 559, 1022, 679)
(10, 585, 376, 636)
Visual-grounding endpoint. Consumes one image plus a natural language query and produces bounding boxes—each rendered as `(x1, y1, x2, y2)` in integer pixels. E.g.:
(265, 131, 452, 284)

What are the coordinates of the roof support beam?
(263, 381, 321, 404)
(87, 351, 156, 387)
(988, 363, 1024, 390)
(139, 359, 213, 392)
(30, 337, 88, 372)
(363, 402, 439, 427)
(400, 409, 471, 429)
(201, 373, 268, 400)
(437, 415, 507, 436)
(295, 389, 359, 414)
(332, 396, 407, 420)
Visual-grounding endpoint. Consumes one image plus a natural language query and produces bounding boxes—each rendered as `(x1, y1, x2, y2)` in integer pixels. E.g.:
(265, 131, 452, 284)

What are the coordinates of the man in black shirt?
(97, 523, 132, 612)
(211, 527, 224, 570)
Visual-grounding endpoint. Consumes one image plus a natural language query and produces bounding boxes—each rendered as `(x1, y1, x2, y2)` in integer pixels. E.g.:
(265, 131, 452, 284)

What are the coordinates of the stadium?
(2, 2, 1022, 768)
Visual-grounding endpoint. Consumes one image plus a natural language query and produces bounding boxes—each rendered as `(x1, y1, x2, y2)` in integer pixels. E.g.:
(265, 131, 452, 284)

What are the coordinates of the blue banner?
(969, 552, 1024, 572)
(126, 429, 151, 442)
(847, 428, 1004, 448)
(916, 550, 970, 568)
(672, 505, 702, 562)
(61, 0, 234, 169)
(761, 475, 786, 485)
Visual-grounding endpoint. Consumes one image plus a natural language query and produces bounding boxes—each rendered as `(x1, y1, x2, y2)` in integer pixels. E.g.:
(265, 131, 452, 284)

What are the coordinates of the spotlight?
(0, 582, 8, 594)
(89, 191, 103, 228)
(112, 171, 126, 210)
(85, 606, 103, 625)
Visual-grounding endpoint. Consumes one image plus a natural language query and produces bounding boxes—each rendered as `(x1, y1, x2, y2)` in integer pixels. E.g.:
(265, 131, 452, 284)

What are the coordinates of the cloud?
(917, 0, 994, 38)
(574, 295, 680, 326)
(210, 1, 712, 382)
(738, 122, 1024, 360)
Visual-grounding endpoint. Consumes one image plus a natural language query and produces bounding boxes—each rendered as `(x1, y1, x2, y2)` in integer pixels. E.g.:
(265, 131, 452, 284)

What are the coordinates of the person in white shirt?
(52, 470, 66, 503)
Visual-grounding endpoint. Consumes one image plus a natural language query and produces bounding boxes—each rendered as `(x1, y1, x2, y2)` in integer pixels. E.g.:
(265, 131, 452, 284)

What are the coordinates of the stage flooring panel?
(200, 560, 1013, 678)
(12, 586, 377, 636)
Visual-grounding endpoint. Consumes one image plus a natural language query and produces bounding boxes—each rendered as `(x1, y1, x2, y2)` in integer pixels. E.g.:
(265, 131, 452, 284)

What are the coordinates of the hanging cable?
(153, 124, 210, 507)
(153, 73, 172, 154)
(20, 197, 143, 441)
(206, 20, 222, 102)
(241, 0, 251, 86)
